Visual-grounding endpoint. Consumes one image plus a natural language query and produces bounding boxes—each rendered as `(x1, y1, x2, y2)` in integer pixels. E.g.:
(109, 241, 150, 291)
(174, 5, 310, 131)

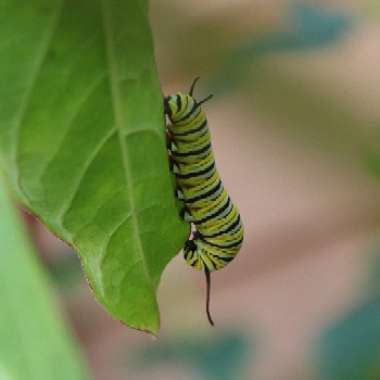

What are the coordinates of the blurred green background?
(4, 0, 380, 379)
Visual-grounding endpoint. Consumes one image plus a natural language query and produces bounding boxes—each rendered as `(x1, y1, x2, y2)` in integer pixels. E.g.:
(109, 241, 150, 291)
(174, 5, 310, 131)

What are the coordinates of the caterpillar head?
(164, 93, 195, 123)
(164, 77, 212, 123)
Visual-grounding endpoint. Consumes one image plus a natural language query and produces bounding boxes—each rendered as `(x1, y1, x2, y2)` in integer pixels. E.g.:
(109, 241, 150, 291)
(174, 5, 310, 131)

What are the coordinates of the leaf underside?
(0, 0, 189, 333)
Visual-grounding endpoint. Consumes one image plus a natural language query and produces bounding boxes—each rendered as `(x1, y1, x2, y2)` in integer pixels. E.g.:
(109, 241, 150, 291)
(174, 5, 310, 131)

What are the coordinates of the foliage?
(0, 175, 88, 380)
(0, 0, 188, 334)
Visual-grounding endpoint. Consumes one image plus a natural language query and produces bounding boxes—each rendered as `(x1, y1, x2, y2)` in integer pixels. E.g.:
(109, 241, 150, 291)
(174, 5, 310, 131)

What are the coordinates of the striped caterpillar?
(164, 78, 244, 325)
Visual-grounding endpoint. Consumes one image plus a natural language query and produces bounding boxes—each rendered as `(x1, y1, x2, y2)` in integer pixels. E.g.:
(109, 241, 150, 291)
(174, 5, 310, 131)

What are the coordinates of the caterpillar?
(164, 78, 244, 325)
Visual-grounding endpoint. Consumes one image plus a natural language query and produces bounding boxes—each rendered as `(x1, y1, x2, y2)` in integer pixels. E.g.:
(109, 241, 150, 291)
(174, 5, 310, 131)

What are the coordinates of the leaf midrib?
(100, 0, 153, 293)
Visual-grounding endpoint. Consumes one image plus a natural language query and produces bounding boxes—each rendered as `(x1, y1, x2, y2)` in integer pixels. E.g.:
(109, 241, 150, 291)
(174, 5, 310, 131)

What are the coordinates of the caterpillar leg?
(176, 188, 185, 200)
(168, 161, 180, 176)
(179, 206, 193, 222)
(163, 96, 170, 116)
(184, 211, 194, 223)
(166, 139, 177, 153)
(166, 133, 173, 165)
(171, 162, 179, 174)
(167, 146, 179, 174)
(166, 141, 178, 174)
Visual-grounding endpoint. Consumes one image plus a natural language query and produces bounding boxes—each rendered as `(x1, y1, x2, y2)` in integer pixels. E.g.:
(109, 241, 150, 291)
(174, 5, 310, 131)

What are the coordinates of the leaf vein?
(14, 0, 64, 194)
(125, 128, 162, 140)
(58, 126, 117, 226)
(99, 204, 158, 265)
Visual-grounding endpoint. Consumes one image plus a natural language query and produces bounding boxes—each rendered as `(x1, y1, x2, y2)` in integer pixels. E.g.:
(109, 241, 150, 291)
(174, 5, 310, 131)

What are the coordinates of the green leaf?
(0, 0, 188, 333)
(0, 175, 88, 380)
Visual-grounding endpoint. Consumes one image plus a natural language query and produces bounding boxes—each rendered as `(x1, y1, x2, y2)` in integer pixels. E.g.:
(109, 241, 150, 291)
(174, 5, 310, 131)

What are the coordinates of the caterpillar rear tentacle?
(164, 78, 244, 326)
(205, 267, 214, 326)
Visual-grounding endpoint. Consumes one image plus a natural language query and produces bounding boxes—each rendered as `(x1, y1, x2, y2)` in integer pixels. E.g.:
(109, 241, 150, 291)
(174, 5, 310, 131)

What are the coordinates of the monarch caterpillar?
(164, 78, 244, 325)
